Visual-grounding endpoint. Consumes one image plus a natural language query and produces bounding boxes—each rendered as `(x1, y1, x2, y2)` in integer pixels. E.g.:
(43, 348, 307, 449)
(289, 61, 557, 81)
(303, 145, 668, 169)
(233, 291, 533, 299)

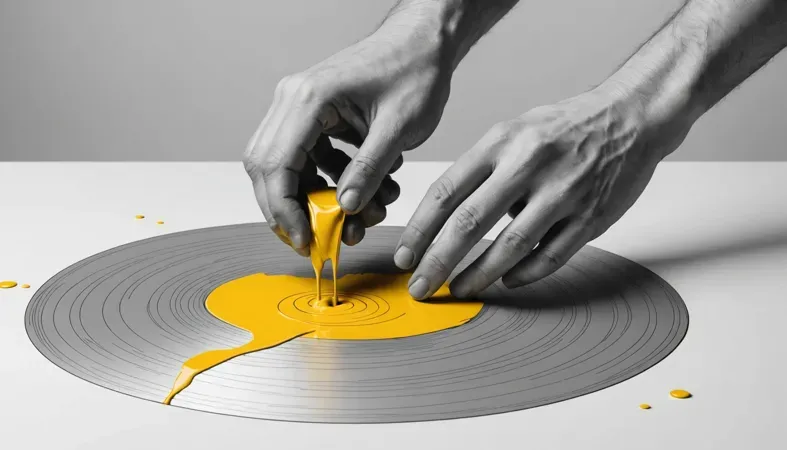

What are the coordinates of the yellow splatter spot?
(135, 215, 145, 219)
(156, 221, 164, 225)
(0, 281, 18, 289)
(21, 284, 30, 289)
(639, 404, 651, 410)
(670, 389, 692, 399)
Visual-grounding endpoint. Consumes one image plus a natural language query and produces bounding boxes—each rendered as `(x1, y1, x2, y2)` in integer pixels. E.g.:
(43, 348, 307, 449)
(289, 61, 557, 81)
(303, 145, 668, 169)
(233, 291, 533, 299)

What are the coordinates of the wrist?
(596, 15, 713, 157)
(371, 14, 451, 75)
(377, 0, 518, 72)
(603, 46, 706, 127)
(375, 0, 466, 72)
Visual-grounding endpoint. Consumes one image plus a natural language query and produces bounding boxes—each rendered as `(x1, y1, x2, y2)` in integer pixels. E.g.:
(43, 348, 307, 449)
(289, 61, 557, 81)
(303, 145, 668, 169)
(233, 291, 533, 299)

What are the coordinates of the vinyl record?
(25, 224, 688, 423)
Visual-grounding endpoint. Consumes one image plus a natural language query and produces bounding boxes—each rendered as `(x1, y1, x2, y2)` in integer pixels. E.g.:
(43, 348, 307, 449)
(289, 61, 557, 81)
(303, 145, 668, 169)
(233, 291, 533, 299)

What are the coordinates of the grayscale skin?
(243, 0, 787, 300)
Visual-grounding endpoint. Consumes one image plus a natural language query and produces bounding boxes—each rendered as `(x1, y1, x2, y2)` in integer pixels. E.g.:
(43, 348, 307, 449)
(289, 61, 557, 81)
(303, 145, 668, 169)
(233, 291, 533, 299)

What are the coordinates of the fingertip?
(408, 276, 430, 300)
(360, 201, 387, 228)
(339, 189, 362, 214)
(501, 274, 526, 290)
(393, 246, 415, 269)
(389, 155, 404, 174)
(288, 228, 310, 250)
(448, 272, 476, 299)
(294, 245, 311, 257)
(377, 178, 401, 206)
(342, 219, 365, 246)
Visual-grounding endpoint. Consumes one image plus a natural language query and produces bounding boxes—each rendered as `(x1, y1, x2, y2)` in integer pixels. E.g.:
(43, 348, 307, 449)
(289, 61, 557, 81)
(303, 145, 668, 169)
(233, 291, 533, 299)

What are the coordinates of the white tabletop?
(1, 162, 784, 450)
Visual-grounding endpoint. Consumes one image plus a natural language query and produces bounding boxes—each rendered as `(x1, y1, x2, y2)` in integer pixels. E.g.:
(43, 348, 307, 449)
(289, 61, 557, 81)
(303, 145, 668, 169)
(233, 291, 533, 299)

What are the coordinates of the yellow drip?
(163, 188, 482, 405)
(307, 189, 345, 308)
(135, 215, 145, 219)
(0, 281, 18, 289)
(639, 403, 651, 410)
(21, 284, 30, 289)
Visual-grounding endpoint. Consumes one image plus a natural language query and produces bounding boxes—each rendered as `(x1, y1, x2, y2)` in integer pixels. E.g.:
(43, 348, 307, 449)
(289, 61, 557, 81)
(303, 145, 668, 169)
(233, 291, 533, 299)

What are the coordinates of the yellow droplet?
(135, 215, 145, 219)
(21, 284, 30, 289)
(0, 280, 18, 289)
(639, 404, 651, 410)
(156, 221, 164, 225)
(670, 389, 692, 399)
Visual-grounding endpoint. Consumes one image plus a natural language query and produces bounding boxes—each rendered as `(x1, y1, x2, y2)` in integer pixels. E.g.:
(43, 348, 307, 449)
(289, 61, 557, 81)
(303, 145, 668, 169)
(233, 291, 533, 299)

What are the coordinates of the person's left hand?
(393, 84, 697, 300)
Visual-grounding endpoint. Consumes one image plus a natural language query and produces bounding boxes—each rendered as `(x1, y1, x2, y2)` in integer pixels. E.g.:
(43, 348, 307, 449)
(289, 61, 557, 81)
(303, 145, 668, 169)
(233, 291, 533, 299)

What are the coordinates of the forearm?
(602, 0, 787, 154)
(377, 0, 520, 71)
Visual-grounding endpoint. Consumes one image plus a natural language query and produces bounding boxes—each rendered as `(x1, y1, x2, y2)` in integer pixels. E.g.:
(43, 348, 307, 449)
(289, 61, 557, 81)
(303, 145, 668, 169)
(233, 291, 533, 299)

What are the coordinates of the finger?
(360, 200, 387, 227)
(449, 196, 566, 298)
(310, 136, 400, 207)
(336, 112, 403, 214)
(501, 219, 594, 288)
(245, 104, 294, 248)
(406, 170, 520, 300)
(393, 145, 495, 271)
(249, 175, 293, 247)
(375, 177, 400, 206)
(325, 119, 365, 147)
(508, 199, 526, 218)
(301, 170, 329, 191)
(262, 103, 327, 252)
(389, 154, 404, 174)
(309, 135, 350, 183)
(342, 216, 366, 246)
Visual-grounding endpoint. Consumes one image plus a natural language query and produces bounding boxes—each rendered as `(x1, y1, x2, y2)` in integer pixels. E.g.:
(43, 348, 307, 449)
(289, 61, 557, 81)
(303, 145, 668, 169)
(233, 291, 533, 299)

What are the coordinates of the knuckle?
(242, 153, 258, 177)
(275, 75, 295, 95)
(294, 76, 321, 104)
(580, 218, 600, 239)
(278, 73, 323, 104)
(427, 177, 455, 208)
(258, 157, 279, 180)
(422, 253, 450, 276)
(403, 220, 427, 244)
(540, 250, 564, 270)
(498, 230, 535, 254)
(488, 121, 513, 142)
(351, 154, 380, 181)
(452, 205, 483, 236)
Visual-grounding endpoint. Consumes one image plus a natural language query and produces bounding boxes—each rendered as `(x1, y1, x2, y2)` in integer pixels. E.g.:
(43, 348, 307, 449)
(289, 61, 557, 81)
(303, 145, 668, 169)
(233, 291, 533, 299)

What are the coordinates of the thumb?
(336, 113, 403, 214)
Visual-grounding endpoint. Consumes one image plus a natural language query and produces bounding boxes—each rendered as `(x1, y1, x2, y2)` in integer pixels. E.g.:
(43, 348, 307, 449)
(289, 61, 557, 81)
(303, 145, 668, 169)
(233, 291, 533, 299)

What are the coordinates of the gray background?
(1, 0, 785, 162)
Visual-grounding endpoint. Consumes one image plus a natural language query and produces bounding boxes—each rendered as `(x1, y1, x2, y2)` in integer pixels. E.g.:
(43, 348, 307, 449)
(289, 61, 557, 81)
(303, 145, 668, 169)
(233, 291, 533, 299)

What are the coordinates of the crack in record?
(25, 224, 689, 423)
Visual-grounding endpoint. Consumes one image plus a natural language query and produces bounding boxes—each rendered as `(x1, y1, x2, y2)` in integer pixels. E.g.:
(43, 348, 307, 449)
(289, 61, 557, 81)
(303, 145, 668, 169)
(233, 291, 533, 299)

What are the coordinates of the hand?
(394, 84, 696, 299)
(243, 27, 452, 255)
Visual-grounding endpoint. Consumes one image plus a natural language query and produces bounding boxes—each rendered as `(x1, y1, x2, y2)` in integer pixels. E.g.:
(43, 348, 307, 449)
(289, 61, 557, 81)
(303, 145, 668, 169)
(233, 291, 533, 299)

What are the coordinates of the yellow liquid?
(639, 403, 651, 410)
(135, 215, 145, 219)
(307, 189, 345, 308)
(670, 389, 691, 399)
(0, 281, 17, 289)
(163, 188, 482, 405)
(21, 284, 30, 289)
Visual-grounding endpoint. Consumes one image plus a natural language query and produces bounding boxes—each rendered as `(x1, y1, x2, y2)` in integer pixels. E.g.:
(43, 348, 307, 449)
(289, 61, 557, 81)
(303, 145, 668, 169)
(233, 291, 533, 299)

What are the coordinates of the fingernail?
(408, 277, 430, 300)
(340, 189, 361, 213)
(502, 276, 524, 290)
(450, 282, 470, 299)
(289, 229, 306, 249)
(393, 246, 415, 269)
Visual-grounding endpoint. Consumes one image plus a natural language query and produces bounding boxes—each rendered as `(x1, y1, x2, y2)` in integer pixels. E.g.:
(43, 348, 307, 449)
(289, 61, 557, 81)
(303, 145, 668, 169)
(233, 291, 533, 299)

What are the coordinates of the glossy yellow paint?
(163, 188, 482, 405)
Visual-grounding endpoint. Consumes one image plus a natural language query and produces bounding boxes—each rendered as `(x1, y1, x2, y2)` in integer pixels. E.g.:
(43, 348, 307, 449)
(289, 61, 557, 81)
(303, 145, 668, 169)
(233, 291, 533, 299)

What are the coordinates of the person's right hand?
(243, 25, 453, 256)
